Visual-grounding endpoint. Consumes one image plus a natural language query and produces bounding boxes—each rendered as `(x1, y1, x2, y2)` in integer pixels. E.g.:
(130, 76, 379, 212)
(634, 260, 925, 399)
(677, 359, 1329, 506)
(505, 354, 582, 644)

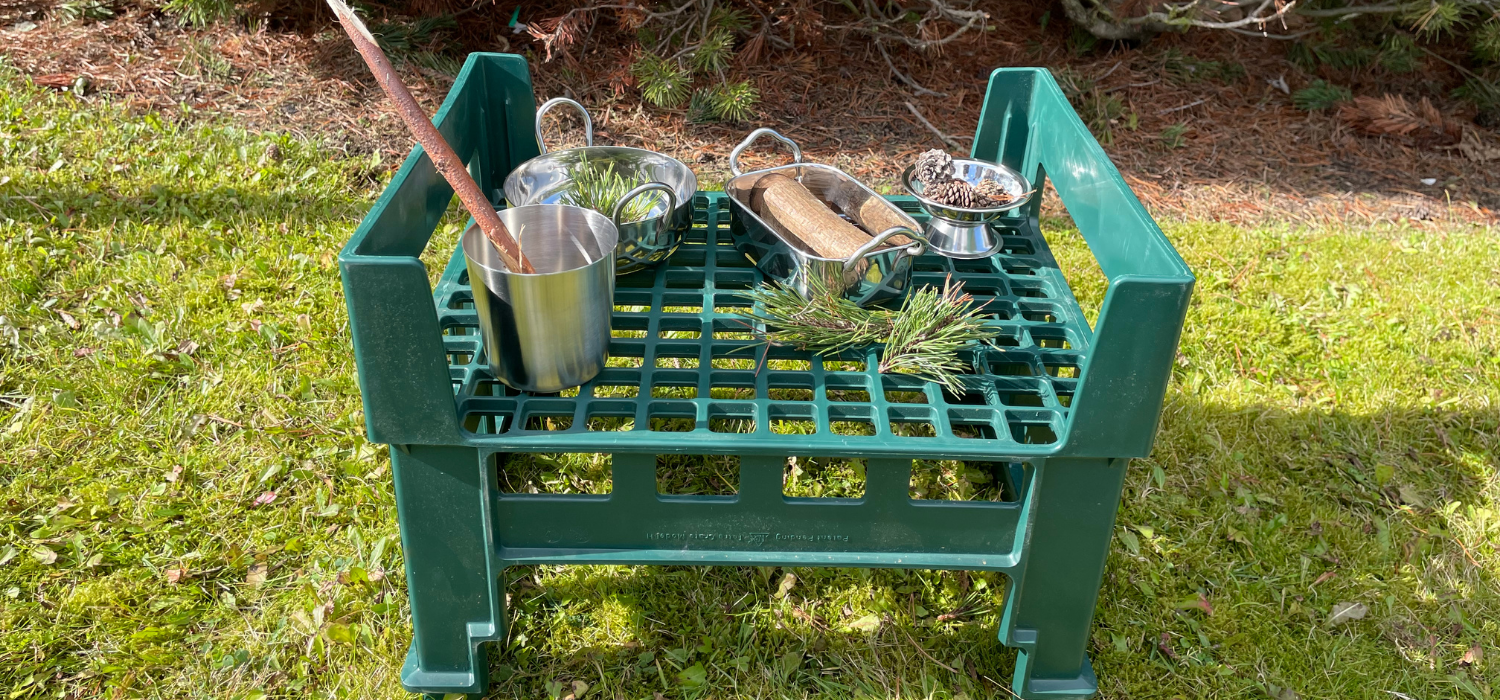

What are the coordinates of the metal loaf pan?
(724, 129, 924, 307)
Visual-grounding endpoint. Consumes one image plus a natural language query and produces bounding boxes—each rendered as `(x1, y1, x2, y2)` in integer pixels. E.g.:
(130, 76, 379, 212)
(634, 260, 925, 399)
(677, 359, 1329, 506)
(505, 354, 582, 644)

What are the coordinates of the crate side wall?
(341, 54, 541, 446)
(973, 68, 1194, 459)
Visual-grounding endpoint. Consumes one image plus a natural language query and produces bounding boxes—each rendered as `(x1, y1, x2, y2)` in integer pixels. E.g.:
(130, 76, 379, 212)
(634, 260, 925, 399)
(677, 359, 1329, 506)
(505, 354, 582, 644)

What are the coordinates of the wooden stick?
(749, 174, 874, 260)
(325, 0, 534, 273)
(850, 198, 916, 246)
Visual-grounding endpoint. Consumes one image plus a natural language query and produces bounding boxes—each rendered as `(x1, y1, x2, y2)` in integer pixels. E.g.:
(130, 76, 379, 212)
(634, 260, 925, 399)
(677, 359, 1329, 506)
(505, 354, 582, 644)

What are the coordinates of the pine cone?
(925, 179, 982, 208)
(974, 178, 1011, 206)
(912, 149, 954, 186)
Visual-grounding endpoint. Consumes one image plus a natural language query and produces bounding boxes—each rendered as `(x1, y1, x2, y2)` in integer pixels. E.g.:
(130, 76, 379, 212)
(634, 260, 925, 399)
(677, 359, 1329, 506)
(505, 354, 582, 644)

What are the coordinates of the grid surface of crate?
(434, 193, 1092, 459)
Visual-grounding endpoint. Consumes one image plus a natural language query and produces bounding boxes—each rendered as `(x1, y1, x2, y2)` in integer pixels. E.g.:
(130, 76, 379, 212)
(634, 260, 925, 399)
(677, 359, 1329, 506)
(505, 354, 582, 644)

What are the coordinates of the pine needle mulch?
(3, 0, 1498, 226)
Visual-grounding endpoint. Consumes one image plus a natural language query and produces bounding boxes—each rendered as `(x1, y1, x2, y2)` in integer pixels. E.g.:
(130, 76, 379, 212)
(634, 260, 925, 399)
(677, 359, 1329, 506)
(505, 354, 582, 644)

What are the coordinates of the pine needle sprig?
(688, 81, 761, 123)
(735, 276, 993, 391)
(562, 157, 660, 224)
(630, 53, 691, 108)
(689, 27, 736, 74)
(879, 278, 992, 391)
(735, 278, 888, 356)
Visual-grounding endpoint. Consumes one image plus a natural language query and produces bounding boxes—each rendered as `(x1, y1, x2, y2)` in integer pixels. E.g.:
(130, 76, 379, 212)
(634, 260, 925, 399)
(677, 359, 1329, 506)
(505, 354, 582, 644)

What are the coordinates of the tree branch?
(905, 101, 967, 150)
(824, 0, 989, 50)
(1058, 0, 1306, 40)
(327, 0, 532, 273)
(877, 40, 947, 97)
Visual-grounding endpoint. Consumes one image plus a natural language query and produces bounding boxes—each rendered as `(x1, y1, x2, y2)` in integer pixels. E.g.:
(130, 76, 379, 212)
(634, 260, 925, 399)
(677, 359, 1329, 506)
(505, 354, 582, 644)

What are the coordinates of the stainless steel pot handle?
(535, 97, 594, 155)
(842, 226, 927, 274)
(611, 182, 678, 227)
(729, 128, 803, 177)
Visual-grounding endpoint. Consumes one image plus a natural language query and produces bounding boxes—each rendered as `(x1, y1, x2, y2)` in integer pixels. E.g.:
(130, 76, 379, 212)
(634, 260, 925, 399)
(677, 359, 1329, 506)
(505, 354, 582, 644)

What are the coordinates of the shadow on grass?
(496, 563, 1017, 698)
(480, 396, 1499, 699)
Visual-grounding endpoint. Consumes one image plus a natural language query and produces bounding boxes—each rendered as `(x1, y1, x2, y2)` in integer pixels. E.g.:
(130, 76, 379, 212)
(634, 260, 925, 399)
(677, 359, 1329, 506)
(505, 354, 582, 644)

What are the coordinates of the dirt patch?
(3, 1, 1498, 227)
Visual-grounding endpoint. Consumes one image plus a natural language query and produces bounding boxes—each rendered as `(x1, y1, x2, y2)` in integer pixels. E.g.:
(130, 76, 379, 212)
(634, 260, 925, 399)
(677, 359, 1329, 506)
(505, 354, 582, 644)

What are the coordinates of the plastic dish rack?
(339, 54, 1194, 699)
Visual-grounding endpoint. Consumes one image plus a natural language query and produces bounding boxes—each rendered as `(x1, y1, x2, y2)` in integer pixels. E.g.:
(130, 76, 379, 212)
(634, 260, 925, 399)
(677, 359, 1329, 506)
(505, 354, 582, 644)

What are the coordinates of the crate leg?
(392, 445, 504, 697)
(1000, 457, 1127, 699)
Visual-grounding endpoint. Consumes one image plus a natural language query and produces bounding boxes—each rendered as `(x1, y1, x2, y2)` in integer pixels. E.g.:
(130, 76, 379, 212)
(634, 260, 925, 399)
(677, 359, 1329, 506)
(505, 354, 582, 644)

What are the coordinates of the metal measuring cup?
(462, 204, 618, 393)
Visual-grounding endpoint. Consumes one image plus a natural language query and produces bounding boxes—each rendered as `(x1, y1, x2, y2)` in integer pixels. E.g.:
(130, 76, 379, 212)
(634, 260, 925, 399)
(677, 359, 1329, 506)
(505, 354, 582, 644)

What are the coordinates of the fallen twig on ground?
(905, 101, 965, 151)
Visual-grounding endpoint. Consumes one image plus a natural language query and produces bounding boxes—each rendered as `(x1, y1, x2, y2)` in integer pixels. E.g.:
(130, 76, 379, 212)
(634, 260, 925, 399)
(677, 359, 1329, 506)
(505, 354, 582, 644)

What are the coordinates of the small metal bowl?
(901, 159, 1033, 259)
(504, 98, 698, 274)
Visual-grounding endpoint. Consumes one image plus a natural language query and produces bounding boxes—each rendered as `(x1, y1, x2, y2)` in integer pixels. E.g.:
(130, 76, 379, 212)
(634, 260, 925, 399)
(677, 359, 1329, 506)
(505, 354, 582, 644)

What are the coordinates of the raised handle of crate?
(729, 128, 802, 177)
(972, 67, 1195, 459)
(535, 97, 593, 155)
(1069, 274, 1193, 457)
(973, 69, 1190, 282)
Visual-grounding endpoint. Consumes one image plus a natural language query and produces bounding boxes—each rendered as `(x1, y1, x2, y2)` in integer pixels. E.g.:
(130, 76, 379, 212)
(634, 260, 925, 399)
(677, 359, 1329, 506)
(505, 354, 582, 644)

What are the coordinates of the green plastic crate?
(340, 53, 1194, 699)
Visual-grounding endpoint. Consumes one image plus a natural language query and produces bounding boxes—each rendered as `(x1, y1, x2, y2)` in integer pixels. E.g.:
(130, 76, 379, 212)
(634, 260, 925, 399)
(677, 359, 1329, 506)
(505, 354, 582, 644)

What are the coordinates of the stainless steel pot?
(503, 98, 697, 274)
(462, 204, 618, 393)
(724, 128, 926, 307)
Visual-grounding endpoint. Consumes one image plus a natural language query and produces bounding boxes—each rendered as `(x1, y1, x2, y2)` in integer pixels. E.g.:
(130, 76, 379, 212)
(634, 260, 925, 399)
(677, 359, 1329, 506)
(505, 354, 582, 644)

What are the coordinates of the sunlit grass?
(2, 70, 1497, 700)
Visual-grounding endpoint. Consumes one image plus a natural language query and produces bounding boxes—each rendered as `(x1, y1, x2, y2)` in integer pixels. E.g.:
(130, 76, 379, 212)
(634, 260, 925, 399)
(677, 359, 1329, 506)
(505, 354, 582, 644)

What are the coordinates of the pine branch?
(736, 276, 993, 391)
(879, 278, 990, 391)
(736, 277, 888, 355)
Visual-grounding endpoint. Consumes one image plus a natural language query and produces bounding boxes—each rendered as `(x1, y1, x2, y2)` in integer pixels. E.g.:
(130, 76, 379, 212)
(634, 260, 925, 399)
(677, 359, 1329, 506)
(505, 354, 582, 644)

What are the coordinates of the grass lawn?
(2, 70, 1499, 700)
